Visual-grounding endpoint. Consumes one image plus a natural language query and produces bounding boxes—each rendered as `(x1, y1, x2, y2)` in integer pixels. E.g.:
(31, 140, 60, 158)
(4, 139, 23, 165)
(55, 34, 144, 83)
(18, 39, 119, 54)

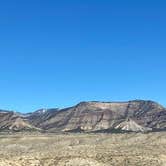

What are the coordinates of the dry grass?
(0, 132, 166, 166)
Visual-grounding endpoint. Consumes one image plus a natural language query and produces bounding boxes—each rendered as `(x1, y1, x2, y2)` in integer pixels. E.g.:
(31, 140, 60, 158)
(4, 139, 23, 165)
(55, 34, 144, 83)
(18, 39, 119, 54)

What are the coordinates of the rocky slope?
(27, 100, 166, 133)
(26, 108, 59, 127)
(0, 110, 39, 132)
(0, 100, 166, 133)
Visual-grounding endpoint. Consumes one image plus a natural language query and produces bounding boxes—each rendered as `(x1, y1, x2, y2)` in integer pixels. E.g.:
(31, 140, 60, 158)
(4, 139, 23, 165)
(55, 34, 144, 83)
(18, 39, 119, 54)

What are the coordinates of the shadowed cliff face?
(0, 100, 166, 133)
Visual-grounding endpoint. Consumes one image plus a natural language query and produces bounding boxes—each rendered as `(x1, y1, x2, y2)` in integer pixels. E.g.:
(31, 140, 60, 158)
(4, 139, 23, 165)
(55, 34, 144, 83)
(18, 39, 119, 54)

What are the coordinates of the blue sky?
(0, 0, 166, 112)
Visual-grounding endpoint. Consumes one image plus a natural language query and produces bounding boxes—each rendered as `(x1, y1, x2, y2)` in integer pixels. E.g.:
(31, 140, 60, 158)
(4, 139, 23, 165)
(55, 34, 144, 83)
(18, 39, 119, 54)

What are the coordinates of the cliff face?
(30, 100, 166, 132)
(0, 100, 166, 133)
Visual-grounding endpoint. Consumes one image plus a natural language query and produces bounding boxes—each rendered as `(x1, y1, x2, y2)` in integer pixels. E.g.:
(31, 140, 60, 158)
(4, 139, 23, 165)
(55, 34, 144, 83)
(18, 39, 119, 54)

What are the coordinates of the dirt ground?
(0, 132, 166, 166)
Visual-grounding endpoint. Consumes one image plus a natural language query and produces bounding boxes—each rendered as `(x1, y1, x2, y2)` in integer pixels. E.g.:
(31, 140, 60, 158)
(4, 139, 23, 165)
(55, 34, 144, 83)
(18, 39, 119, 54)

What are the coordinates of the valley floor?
(0, 132, 166, 166)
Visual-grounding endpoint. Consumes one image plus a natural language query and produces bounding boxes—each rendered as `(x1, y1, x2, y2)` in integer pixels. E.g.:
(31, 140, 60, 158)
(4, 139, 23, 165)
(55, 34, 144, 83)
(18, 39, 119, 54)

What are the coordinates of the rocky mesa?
(0, 100, 166, 133)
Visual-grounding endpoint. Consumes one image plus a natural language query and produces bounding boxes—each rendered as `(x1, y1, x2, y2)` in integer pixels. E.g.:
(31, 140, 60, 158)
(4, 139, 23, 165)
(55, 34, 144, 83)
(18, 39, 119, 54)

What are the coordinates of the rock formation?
(0, 100, 166, 133)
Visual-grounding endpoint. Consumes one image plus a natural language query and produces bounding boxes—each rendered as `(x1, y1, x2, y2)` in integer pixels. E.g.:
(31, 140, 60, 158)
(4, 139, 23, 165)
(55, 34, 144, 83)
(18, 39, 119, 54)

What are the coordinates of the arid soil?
(0, 132, 166, 166)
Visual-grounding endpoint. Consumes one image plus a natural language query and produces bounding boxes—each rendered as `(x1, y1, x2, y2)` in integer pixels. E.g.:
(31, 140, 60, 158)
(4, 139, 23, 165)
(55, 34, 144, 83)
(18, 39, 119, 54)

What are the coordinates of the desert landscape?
(1, 0, 166, 165)
(0, 132, 166, 166)
(0, 100, 166, 165)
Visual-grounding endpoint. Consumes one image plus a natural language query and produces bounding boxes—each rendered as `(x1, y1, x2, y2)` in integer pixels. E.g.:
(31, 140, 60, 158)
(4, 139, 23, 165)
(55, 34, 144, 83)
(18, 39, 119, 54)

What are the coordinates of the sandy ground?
(0, 132, 166, 166)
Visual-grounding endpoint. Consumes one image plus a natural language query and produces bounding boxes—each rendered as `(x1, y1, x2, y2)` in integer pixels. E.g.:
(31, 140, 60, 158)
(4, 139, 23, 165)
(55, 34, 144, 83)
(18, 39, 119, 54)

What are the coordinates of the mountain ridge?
(0, 100, 166, 133)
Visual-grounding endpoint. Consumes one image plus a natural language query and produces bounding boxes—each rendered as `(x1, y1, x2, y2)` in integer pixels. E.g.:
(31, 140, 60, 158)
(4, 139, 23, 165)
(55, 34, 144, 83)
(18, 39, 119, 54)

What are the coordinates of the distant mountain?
(0, 100, 166, 133)
(0, 110, 40, 132)
(26, 108, 59, 127)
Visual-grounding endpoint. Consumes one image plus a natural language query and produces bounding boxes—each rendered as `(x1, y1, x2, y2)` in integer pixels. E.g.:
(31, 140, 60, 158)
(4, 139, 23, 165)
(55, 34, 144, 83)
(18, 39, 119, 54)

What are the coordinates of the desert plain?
(0, 132, 166, 166)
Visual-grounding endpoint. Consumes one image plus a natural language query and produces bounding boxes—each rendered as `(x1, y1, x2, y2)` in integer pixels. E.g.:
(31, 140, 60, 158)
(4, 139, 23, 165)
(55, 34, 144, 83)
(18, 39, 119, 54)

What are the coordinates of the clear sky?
(0, 0, 166, 113)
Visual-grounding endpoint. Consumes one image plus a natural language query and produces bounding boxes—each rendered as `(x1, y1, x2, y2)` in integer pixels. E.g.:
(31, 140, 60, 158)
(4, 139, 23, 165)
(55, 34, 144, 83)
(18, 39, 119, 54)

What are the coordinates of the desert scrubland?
(0, 132, 166, 166)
